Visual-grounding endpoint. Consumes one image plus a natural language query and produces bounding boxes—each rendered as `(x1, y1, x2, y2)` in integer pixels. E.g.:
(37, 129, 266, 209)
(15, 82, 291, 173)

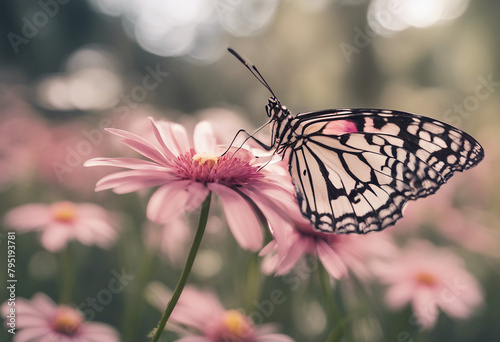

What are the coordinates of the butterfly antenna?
(228, 48, 279, 101)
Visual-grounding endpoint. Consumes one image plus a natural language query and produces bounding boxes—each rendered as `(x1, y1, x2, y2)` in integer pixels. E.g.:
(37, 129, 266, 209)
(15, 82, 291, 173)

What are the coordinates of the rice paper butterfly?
(228, 48, 484, 234)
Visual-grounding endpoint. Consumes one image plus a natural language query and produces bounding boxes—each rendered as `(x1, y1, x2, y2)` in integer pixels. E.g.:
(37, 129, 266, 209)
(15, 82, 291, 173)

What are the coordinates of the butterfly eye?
(265, 104, 273, 117)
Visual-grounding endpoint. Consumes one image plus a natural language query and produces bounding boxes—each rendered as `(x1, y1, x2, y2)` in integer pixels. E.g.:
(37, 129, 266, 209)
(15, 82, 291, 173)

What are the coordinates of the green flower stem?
(59, 246, 75, 304)
(348, 271, 384, 340)
(244, 253, 261, 314)
(417, 330, 430, 342)
(150, 192, 212, 342)
(123, 248, 157, 342)
(317, 264, 345, 342)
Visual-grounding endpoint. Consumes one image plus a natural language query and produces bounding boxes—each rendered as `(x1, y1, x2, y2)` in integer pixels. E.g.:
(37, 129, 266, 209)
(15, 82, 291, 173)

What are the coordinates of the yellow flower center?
(223, 310, 251, 337)
(416, 271, 438, 286)
(52, 307, 82, 335)
(192, 152, 219, 168)
(51, 201, 77, 223)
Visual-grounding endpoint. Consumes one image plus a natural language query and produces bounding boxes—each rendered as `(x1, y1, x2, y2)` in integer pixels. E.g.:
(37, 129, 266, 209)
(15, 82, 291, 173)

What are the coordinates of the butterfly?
(228, 48, 484, 234)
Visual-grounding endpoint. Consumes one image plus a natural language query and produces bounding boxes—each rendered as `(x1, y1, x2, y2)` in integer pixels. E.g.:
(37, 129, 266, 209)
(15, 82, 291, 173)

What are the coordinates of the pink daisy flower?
(85, 118, 295, 251)
(1, 292, 119, 342)
(146, 282, 294, 342)
(372, 240, 483, 330)
(260, 212, 397, 280)
(4, 201, 118, 252)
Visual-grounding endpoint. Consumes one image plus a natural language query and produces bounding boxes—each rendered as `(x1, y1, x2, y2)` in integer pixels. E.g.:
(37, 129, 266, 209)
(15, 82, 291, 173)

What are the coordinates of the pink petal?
(223, 147, 255, 163)
(2, 293, 57, 332)
(74, 219, 116, 248)
(40, 225, 72, 252)
(256, 333, 295, 342)
(73, 223, 96, 245)
(75, 203, 111, 219)
(245, 187, 298, 257)
(193, 121, 216, 153)
(275, 235, 311, 276)
(29, 293, 57, 316)
(155, 121, 192, 156)
(80, 322, 120, 341)
(411, 287, 439, 330)
(147, 181, 209, 223)
(438, 275, 482, 319)
(259, 240, 277, 257)
(439, 296, 471, 319)
(171, 287, 225, 331)
(3, 303, 48, 329)
(148, 118, 177, 160)
(105, 128, 170, 165)
(11, 327, 53, 342)
(95, 170, 174, 193)
(208, 183, 262, 251)
(260, 254, 281, 276)
(385, 282, 415, 310)
(259, 241, 283, 275)
(16, 316, 49, 329)
(84, 157, 165, 170)
(39, 335, 63, 342)
(11, 311, 47, 329)
(316, 240, 348, 279)
(4, 204, 51, 231)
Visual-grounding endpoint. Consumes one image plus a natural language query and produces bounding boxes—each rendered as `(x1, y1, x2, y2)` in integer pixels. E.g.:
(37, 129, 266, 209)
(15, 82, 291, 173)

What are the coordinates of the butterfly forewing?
(287, 109, 484, 234)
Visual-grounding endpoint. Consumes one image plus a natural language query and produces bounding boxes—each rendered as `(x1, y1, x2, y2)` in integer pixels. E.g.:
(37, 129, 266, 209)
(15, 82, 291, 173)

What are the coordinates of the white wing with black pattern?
(287, 109, 484, 234)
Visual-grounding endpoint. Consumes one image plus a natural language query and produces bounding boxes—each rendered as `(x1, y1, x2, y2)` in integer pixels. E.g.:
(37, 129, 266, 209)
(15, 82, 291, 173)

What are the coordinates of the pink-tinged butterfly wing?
(288, 109, 484, 233)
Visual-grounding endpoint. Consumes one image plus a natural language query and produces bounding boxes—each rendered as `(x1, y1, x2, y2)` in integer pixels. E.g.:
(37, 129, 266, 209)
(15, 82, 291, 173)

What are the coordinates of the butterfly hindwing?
(288, 109, 484, 233)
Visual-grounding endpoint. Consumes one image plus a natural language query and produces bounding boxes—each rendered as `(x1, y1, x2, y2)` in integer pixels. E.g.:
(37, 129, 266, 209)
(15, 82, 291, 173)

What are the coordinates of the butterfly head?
(266, 97, 290, 121)
(266, 97, 293, 149)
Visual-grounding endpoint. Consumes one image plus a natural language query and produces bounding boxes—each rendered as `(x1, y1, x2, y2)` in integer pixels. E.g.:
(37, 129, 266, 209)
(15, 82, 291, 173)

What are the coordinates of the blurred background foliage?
(1, 0, 499, 341)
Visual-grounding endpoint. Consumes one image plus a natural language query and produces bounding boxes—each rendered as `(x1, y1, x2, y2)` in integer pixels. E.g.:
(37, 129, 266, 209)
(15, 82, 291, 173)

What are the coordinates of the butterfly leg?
(221, 128, 274, 156)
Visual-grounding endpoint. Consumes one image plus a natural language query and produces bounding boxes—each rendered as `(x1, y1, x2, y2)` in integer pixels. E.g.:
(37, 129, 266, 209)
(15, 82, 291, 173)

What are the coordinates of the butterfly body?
(228, 48, 484, 234)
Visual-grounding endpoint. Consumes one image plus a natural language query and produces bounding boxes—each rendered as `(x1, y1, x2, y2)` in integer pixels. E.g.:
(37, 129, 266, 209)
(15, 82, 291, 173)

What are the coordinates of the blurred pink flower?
(0, 91, 51, 190)
(436, 207, 500, 258)
(146, 283, 294, 342)
(260, 212, 397, 280)
(85, 118, 295, 251)
(36, 121, 116, 197)
(397, 175, 500, 257)
(4, 201, 118, 252)
(1, 292, 119, 342)
(452, 134, 500, 205)
(372, 240, 483, 330)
